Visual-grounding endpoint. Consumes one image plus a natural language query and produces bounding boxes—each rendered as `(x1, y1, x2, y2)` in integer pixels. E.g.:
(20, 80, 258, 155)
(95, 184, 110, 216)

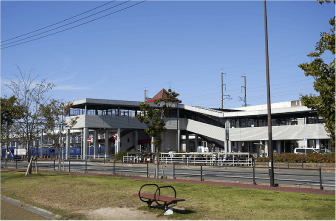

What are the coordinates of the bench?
(132, 184, 185, 211)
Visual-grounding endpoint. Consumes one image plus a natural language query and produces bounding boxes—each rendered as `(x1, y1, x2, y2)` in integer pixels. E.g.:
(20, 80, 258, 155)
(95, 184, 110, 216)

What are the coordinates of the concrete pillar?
(316, 139, 320, 150)
(265, 140, 268, 157)
(81, 129, 83, 159)
(115, 128, 121, 154)
(228, 140, 232, 153)
(276, 141, 281, 154)
(94, 130, 98, 158)
(177, 108, 180, 152)
(195, 134, 198, 152)
(151, 137, 155, 153)
(238, 141, 242, 153)
(66, 129, 70, 160)
(105, 130, 109, 158)
(83, 127, 89, 160)
(186, 131, 189, 152)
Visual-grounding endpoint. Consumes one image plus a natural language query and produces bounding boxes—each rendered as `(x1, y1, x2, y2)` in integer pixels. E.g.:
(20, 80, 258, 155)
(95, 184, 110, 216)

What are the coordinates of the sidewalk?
(1, 196, 61, 220)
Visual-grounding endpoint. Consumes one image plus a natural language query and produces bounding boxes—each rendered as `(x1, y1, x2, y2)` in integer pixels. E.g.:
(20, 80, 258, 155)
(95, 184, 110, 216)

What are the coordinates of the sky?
(1, 0, 335, 109)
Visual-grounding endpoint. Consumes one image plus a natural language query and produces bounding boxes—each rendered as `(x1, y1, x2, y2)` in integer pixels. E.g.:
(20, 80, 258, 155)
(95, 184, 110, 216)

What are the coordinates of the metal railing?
(159, 156, 253, 166)
(122, 152, 253, 166)
(2, 159, 332, 190)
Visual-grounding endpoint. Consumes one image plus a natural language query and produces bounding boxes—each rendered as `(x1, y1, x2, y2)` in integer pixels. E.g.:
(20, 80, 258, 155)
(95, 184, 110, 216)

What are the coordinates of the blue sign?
(303, 138, 307, 141)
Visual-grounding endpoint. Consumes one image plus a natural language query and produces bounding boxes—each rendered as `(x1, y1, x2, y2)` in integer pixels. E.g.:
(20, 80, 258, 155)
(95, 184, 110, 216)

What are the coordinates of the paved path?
(1, 196, 61, 220)
(1, 200, 46, 220)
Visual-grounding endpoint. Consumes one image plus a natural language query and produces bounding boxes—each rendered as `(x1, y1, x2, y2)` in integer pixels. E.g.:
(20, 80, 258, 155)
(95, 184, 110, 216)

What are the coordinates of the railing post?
(54, 159, 55, 171)
(173, 163, 175, 179)
(85, 160, 87, 173)
(253, 165, 256, 185)
(319, 168, 323, 190)
(147, 161, 149, 178)
(113, 160, 116, 175)
(104, 157, 105, 164)
(5, 158, 7, 168)
(201, 165, 203, 181)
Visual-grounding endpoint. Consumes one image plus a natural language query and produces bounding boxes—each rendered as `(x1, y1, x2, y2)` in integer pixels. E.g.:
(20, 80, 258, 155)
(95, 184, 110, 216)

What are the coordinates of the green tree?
(136, 89, 180, 178)
(1, 95, 25, 158)
(299, 0, 335, 150)
(39, 99, 77, 171)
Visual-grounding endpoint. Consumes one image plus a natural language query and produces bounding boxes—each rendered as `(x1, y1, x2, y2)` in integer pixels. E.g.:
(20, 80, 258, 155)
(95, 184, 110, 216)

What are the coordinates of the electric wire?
(1, 1, 116, 43)
(1, 1, 130, 48)
(1, 0, 146, 49)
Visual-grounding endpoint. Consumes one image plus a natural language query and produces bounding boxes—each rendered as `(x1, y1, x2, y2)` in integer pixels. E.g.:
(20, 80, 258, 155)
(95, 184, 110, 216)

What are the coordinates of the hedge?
(256, 152, 335, 163)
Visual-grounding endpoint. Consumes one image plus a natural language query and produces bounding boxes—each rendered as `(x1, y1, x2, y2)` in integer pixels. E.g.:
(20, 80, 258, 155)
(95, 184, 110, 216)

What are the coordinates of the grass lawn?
(1, 170, 335, 220)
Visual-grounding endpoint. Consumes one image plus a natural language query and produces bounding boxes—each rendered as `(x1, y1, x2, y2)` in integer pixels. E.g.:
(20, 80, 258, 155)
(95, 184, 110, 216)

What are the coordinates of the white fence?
(123, 152, 253, 166)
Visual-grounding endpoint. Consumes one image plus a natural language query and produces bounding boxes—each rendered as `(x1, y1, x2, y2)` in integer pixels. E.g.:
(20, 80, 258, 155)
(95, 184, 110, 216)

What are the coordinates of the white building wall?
(229, 124, 329, 141)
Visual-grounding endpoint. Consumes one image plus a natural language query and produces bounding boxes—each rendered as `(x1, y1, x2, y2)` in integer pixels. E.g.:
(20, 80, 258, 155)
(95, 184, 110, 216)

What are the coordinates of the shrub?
(114, 150, 129, 162)
(256, 153, 335, 163)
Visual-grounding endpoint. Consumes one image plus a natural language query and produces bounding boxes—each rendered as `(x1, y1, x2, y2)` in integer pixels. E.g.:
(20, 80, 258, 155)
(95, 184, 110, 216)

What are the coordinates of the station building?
(64, 89, 332, 160)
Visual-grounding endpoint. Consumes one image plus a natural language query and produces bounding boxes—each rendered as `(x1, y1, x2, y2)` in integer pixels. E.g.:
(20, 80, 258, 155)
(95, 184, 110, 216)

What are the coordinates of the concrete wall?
(229, 124, 329, 141)
(120, 131, 134, 152)
(161, 130, 177, 152)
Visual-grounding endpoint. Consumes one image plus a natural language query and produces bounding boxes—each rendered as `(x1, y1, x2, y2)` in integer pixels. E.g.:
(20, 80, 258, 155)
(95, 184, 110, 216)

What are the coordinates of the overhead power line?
(1, 1, 129, 47)
(1, 0, 146, 49)
(1, 1, 116, 43)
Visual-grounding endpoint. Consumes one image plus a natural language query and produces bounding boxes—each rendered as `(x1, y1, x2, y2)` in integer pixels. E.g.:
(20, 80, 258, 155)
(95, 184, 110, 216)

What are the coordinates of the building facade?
(64, 92, 331, 160)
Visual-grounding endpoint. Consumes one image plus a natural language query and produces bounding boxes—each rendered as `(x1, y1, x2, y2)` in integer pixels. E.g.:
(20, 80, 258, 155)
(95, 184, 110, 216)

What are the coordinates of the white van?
(294, 148, 317, 154)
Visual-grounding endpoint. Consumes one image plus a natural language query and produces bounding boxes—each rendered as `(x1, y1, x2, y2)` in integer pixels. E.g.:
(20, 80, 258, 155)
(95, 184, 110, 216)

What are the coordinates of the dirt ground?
(30, 196, 169, 220)
(78, 207, 167, 220)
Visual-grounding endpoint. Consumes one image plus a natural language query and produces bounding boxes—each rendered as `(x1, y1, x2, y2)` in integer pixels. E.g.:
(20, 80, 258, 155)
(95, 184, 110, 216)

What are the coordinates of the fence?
(1, 158, 333, 190)
(122, 152, 253, 166)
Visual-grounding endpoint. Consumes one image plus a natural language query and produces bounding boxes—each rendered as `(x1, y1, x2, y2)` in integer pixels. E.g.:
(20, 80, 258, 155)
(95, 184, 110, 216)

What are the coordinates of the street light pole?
(264, 0, 274, 187)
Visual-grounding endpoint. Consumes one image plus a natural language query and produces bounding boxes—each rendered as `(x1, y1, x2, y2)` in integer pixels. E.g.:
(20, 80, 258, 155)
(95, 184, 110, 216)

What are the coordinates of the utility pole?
(241, 75, 246, 107)
(221, 69, 226, 109)
(264, 0, 274, 187)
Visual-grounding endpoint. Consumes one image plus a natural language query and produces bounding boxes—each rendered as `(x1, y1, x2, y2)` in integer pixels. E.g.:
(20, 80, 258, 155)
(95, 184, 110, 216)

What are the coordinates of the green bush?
(256, 152, 335, 163)
(114, 150, 129, 162)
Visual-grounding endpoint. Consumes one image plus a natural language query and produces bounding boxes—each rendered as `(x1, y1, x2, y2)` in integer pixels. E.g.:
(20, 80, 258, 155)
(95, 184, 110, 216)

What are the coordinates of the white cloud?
(52, 85, 87, 90)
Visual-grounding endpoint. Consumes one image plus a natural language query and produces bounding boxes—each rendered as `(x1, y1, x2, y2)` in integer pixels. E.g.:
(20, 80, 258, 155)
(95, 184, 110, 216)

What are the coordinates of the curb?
(1, 195, 61, 220)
